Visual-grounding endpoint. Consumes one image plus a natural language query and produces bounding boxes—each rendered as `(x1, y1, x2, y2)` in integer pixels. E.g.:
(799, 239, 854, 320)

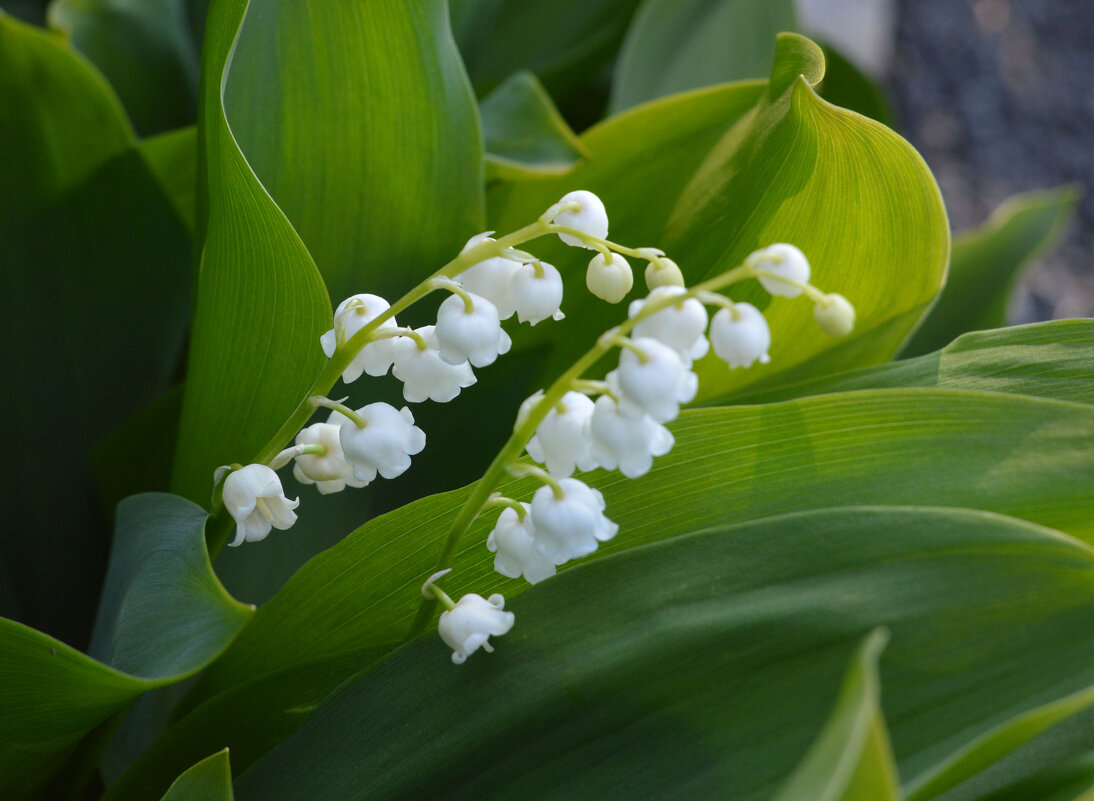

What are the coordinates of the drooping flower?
(223, 464, 300, 547)
(486, 505, 556, 584)
(589, 395, 674, 479)
(814, 293, 856, 337)
(338, 403, 426, 483)
(644, 256, 685, 289)
(434, 291, 512, 367)
(525, 391, 597, 477)
(586, 252, 633, 303)
(709, 303, 771, 369)
(391, 325, 476, 403)
(751, 243, 811, 298)
(292, 414, 369, 494)
(457, 247, 522, 320)
(510, 261, 565, 325)
(320, 294, 398, 382)
(529, 477, 618, 564)
(438, 592, 516, 665)
(550, 190, 609, 248)
(628, 286, 710, 364)
(607, 336, 698, 423)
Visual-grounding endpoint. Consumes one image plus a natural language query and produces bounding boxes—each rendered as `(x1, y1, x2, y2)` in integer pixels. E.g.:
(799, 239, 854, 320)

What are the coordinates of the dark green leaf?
(140, 126, 196, 233)
(158, 749, 232, 801)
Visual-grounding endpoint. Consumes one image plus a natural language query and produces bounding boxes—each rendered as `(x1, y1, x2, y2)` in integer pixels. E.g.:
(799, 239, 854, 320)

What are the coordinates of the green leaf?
(716, 320, 1094, 406)
(609, 0, 797, 114)
(231, 508, 1094, 801)
(970, 754, 1094, 801)
(817, 45, 893, 127)
(221, 0, 484, 303)
(772, 630, 900, 801)
(488, 34, 948, 400)
(0, 494, 250, 798)
(902, 186, 1079, 357)
(482, 70, 588, 181)
(0, 11, 191, 646)
(158, 749, 233, 801)
(189, 388, 1094, 702)
(140, 126, 196, 233)
(47, 0, 199, 136)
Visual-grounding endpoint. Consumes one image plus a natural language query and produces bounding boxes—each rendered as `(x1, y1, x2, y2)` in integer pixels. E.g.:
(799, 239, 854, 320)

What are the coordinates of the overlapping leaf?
(157, 749, 233, 801)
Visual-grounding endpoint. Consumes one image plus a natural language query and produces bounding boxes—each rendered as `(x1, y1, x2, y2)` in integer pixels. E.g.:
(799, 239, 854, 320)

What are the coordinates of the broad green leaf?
(0, 11, 190, 646)
(772, 630, 900, 801)
(609, 0, 797, 114)
(190, 388, 1094, 701)
(140, 126, 196, 233)
(717, 320, 1094, 406)
(221, 0, 484, 303)
(970, 754, 1094, 801)
(169, 0, 331, 505)
(903, 186, 1078, 357)
(488, 34, 948, 400)
(232, 508, 1094, 801)
(158, 749, 232, 801)
(47, 0, 199, 136)
(482, 71, 588, 181)
(0, 494, 249, 798)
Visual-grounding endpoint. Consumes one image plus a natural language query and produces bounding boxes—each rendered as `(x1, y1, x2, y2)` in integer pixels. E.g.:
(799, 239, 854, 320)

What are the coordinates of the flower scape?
(216, 190, 855, 664)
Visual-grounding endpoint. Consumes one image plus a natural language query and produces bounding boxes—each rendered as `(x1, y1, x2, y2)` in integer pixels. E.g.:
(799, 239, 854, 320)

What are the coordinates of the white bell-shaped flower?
(320, 294, 398, 383)
(292, 416, 368, 495)
(486, 505, 556, 584)
(525, 391, 597, 477)
(458, 253, 522, 320)
(438, 592, 515, 665)
(434, 291, 512, 368)
(529, 478, 618, 565)
(589, 395, 675, 479)
(607, 337, 698, 423)
(338, 403, 426, 483)
(223, 464, 300, 547)
(628, 286, 710, 364)
(510, 261, 564, 325)
(751, 243, 811, 298)
(814, 293, 856, 337)
(550, 190, 609, 248)
(586, 252, 633, 303)
(391, 325, 476, 403)
(644, 256, 685, 290)
(710, 303, 771, 369)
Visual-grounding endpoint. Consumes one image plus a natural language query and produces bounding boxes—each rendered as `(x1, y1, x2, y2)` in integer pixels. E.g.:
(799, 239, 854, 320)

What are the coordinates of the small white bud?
(319, 294, 398, 382)
(585, 252, 633, 303)
(223, 464, 300, 547)
(529, 478, 618, 565)
(644, 256, 685, 289)
(525, 391, 597, 477)
(628, 286, 709, 364)
(438, 593, 515, 665)
(292, 417, 368, 495)
(391, 325, 476, 403)
(434, 292, 512, 367)
(487, 505, 556, 584)
(750, 243, 811, 298)
(338, 403, 426, 483)
(510, 261, 565, 325)
(709, 303, 771, 369)
(607, 337, 698, 423)
(550, 190, 609, 248)
(814, 293, 856, 337)
(589, 395, 674, 479)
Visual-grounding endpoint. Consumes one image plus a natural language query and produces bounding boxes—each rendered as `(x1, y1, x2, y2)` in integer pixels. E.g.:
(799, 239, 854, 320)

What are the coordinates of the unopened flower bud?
(586, 252, 633, 303)
(510, 261, 565, 325)
(550, 190, 609, 248)
(438, 593, 515, 664)
(644, 256, 685, 289)
(814, 293, 856, 337)
(224, 464, 300, 547)
(709, 303, 771, 369)
(751, 243, 811, 298)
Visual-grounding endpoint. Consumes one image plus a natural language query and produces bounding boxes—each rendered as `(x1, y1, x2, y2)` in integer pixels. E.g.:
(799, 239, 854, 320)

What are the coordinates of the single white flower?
(550, 190, 609, 248)
(292, 416, 368, 494)
(510, 261, 565, 325)
(814, 293, 856, 337)
(644, 256, 685, 289)
(607, 337, 698, 423)
(438, 592, 515, 665)
(586, 252, 633, 303)
(525, 391, 597, 477)
(628, 286, 710, 364)
(709, 303, 771, 369)
(223, 464, 300, 547)
(320, 294, 398, 382)
(434, 291, 512, 367)
(750, 243, 811, 298)
(589, 395, 674, 479)
(391, 325, 476, 403)
(529, 478, 618, 565)
(486, 505, 556, 584)
(338, 403, 426, 483)
(457, 252, 522, 320)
